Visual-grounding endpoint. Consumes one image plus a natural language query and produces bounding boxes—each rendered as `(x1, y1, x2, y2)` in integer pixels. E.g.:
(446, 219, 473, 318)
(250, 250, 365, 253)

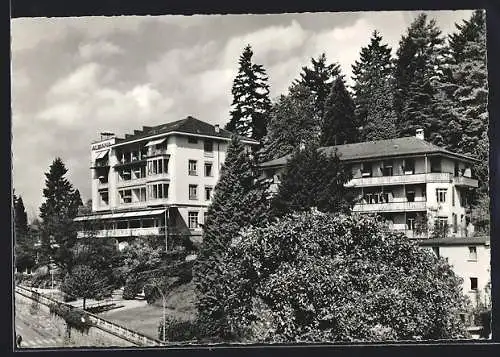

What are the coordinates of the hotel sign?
(91, 139, 114, 151)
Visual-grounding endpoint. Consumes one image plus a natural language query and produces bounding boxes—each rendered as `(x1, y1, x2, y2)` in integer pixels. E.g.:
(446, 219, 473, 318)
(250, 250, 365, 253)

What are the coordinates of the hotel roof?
(112, 116, 259, 147)
(260, 136, 479, 168)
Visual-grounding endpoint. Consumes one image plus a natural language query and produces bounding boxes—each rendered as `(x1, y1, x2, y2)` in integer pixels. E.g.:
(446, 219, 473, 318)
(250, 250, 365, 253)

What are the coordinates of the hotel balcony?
(146, 172, 170, 182)
(77, 226, 164, 238)
(346, 172, 452, 188)
(453, 175, 479, 188)
(145, 148, 170, 158)
(391, 228, 429, 239)
(116, 177, 148, 188)
(352, 200, 427, 213)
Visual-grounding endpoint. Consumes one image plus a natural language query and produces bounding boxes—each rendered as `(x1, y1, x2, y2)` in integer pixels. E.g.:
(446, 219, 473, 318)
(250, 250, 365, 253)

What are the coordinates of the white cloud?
(78, 40, 123, 60)
(49, 62, 102, 96)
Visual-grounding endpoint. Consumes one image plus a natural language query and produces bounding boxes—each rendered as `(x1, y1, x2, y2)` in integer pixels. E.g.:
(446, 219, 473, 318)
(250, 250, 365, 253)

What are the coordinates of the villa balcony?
(453, 175, 478, 188)
(391, 228, 429, 239)
(346, 172, 452, 188)
(77, 226, 164, 238)
(145, 148, 170, 158)
(352, 200, 427, 213)
(116, 177, 148, 188)
(146, 172, 170, 182)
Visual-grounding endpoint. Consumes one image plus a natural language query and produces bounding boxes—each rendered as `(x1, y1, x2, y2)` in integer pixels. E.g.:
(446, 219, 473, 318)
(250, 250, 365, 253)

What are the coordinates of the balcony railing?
(346, 172, 452, 188)
(453, 176, 478, 188)
(391, 228, 429, 239)
(145, 148, 169, 158)
(77, 227, 164, 238)
(116, 177, 147, 188)
(353, 200, 427, 213)
(146, 172, 170, 182)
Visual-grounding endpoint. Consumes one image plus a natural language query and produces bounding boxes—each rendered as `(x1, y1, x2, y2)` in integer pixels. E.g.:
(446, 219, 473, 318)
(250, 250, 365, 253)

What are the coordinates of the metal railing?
(346, 172, 452, 187)
(353, 200, 427, 213)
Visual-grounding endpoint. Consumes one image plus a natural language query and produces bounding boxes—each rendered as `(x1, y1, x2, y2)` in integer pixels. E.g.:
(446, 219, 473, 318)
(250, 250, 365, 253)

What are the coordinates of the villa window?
(188, 137, 198, 144)
(189, 185, 198, 200)
(436, 188, 447, 203)
(205, 186, 213, 201)
(470, 277, 478, 291)
(149, 183, 169, 200)
(188, 212, 199, 229)
(430, 158, 441, 173)
(406, 190, 416, 203)
(382, 161, 393, 176)
(99, 190, 109, 206)
(204, 162, 213, 177)
(119, 189, 132, 204)
(139, 187, 147, 202)
(148, 158, 168, 175)
(436, 217, 448, 230)
(189, 160, 198, 176)
(403, 159, 415, 174)
(407, 217, 416, 231)
(204, 140, 214, 156)
(361, 162, 372, 177)
(468, 246, 478, 261)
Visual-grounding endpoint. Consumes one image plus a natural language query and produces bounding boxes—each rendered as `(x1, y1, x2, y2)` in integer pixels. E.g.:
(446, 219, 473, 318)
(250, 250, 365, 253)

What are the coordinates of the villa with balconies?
(74, 116, 259, 249)
(260, 129, 479, 239)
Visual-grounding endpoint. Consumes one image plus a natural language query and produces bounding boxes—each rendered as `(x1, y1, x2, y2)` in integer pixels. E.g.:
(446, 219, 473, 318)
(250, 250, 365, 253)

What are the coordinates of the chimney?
(214, 124, 220, 133)
(416, 128, 424, 140)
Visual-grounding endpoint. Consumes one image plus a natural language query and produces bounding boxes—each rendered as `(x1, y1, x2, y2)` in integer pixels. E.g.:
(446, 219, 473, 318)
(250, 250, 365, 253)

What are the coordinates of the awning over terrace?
(95, 150, 109, 160)
(145, 138, 166, 147)
(74, 209, 166, 221)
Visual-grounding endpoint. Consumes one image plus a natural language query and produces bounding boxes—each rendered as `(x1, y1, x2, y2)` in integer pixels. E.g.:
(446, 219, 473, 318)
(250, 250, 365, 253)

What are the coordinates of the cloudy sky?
(12, 10, 475, 220)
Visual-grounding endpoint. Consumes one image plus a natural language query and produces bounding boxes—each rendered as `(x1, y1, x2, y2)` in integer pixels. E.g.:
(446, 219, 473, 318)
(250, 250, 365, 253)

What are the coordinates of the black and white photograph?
(11, 7, 491, 349)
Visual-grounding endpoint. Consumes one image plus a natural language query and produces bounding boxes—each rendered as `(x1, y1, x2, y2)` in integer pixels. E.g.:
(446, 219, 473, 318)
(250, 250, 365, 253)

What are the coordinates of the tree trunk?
(83, 297, 86, 310)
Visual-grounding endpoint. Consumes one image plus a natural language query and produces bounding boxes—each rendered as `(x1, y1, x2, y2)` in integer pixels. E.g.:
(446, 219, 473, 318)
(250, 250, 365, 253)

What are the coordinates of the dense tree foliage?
(61, 264, 109, 310)
(352, 31, 397, 141)
(320, 77, 358, 146)
(219, 212, 468, 342)
(39, 158, 82, 273)
(14, 194, 37, 272)
(225, 45, 272, 142)
(262, 83, 320, 160)
(194, 136, 270, 339)
(271, 144, 354, 218)
(296, 53, 341, 120)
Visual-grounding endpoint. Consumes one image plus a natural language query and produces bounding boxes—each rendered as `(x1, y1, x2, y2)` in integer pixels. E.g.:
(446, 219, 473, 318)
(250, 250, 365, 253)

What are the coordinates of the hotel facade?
(74, 116, 258, 249)
(260, 129, 490, 305)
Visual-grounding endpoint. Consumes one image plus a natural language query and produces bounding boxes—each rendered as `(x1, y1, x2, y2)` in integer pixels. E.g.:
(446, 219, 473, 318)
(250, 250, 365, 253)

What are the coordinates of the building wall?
(424, 244, 491, 306)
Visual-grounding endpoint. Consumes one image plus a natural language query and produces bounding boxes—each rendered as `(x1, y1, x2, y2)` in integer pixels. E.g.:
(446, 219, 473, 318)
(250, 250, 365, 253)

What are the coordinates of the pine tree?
(271, 144, 354, 218)
(225, 45, 272, 142)
(449, 10, 486, 63)
(262, 82, 320, 160)
(394, 13, 447, 143)
(14, 194, 36, 272)
(39, 158, 81, 273)
(297, 53, 341, 120)
(320, 77, 358, 146)
(352, 30, 397, 141)
(194, 136, 270, 339)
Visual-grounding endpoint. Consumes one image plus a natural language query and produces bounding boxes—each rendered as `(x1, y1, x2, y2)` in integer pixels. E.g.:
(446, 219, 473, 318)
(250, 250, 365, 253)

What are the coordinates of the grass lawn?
(101, 281, 197, 340)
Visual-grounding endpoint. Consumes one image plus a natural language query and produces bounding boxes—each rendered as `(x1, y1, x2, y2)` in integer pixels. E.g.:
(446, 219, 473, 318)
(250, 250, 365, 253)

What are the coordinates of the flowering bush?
(220, 212, 469, 342)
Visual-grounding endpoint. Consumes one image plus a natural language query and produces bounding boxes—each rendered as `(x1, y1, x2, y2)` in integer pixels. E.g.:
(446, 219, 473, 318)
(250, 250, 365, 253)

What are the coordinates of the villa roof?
(260, 137, 479, 168)
(113, 116, 259, 147)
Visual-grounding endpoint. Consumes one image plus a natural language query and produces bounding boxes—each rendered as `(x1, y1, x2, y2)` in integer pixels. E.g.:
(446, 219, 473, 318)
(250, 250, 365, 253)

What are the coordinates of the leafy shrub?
(122, 274, 144, 300)
(158, 317, 208, 342)
(218, 212, 469, 342)
(49, 303, 94, 334)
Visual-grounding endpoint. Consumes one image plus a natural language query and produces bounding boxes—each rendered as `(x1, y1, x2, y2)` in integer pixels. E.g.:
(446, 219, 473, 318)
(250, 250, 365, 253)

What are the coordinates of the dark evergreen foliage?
(225, 45, 272, 142)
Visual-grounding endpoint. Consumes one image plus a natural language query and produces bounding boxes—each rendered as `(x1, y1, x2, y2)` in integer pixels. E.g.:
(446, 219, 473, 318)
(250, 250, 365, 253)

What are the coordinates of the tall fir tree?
(352, 30, 397, 141)
(271, 144, 354, 218)
(14, 194, 36, 272)
(297, 53, 341, 120)
(225, 45, 272, 142)
(262, 82, 320, 160)
(393, 13, 447, 144)
(194, 136, 270, 339)
(39, 158, 82, 273)
(320, 77, 357, 146)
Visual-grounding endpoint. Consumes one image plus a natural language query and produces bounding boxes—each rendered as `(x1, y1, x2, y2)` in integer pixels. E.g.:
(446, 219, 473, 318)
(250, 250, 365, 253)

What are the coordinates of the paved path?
(15, 299, 65, 348)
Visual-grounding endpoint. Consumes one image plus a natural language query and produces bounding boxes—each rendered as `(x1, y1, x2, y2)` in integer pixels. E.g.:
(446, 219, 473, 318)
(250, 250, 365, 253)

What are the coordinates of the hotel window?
(189, 185, 198, 200)
(205, 186, 213, 201)
(120, 169, 132, 181)
(468, 246, 478, 261)
(100, 190, 109, 206)
(470, 277, 478, 291)
(139, 187, 147, 202)
(403, 159, 415, 174)
(361, 163, 372, 177)
(204, 162, 213, 177)
(382, 161, 393, 176)
(119, 189, 132, 204)
(432, 247, 440, 258)
(436, 217, 448, 230)
(407, 216, 416, 231)
(189, 160, 198, 176)
(188, 212, 199, 229)
(188, 137, 198, 144)
(148, 158, 168, 175)
(406, 189, 416, 202)
(204, 212, 208, 224)
(149, 183, 169, 199)
(436, 188, 447, 203)
(204, 140, 214, 156)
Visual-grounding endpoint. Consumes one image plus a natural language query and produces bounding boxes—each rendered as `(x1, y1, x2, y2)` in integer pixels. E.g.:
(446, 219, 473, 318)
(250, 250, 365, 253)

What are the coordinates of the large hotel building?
(74, 116, 258, 249)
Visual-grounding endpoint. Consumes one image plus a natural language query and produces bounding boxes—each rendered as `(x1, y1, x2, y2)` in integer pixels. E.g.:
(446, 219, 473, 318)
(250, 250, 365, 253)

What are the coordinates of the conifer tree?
(320, 77, 357, 146)
(393, 13, 447, 143)
(14, 194, 36, 272)
(352, 30, 397, 141)
(194, 136, 270, 339)
(271, 144, 354, 218)
(225, 45, 272, 142)
(262, 83, 320, 161)
(39, 158, 82, 273)
(297, 53, 341, 120)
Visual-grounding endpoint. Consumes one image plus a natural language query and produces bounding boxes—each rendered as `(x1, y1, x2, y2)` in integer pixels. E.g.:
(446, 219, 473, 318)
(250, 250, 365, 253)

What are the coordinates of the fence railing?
(15, 285, 165, 347)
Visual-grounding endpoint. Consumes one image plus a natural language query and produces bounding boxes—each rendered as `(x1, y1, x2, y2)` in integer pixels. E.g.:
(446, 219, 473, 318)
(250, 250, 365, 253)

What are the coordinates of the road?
(15, 294, 66, 348)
